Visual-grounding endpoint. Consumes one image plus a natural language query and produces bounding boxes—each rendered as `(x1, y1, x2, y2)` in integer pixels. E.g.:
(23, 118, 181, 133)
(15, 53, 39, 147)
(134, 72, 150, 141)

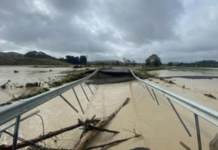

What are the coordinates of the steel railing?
(0, 69, 99, 149)
(130, 69, 218, 150)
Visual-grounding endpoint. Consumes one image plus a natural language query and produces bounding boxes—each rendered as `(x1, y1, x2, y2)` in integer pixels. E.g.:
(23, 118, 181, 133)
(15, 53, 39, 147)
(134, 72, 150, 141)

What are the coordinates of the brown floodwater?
(0, 66, 74, 104)
(1, 80, 218, 150)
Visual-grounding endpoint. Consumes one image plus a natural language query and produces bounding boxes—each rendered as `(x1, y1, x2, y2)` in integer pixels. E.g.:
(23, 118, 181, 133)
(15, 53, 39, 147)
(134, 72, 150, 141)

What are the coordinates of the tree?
(80, 56, 87, 64)
(145, 54, 162, 67)
(167, 62, 173, 66)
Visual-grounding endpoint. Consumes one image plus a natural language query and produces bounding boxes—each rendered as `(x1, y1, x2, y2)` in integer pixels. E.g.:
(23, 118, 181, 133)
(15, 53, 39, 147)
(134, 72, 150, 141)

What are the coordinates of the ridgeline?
(0, 51, 70, 65)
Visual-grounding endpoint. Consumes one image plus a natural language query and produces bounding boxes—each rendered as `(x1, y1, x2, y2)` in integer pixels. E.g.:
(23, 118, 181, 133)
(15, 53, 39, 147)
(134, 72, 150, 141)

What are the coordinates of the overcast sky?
(0, 0, 218, 63)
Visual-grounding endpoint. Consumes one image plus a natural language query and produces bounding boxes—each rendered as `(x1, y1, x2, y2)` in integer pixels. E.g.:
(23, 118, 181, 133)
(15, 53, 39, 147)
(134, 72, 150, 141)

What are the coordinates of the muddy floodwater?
(0, 66, 74, 104)
(148, 68, 218, 78)
(0, 67, 218, 150)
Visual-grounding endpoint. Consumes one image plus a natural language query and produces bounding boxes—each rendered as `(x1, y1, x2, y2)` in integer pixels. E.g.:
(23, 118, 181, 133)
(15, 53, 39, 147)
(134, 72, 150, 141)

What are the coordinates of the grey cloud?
(95, 0, 183, 44)
(0, 0, 217, 62)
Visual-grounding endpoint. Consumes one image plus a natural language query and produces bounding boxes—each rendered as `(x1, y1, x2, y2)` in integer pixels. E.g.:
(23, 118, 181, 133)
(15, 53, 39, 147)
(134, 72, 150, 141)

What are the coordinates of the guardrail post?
(12, 116, 21, 150)
(60, 94, 79, 113)
(152, 89, 160, 105)
(167, 98, 192, 137)
(80, 84, 89, 102)
(194, 113, 202, 150)
(139, 81, 145, 89)
(72, 88, 84, 114)
(87, 84, 94, 95)
(145, 85, 155, 101)
(94, 84, 98, 89)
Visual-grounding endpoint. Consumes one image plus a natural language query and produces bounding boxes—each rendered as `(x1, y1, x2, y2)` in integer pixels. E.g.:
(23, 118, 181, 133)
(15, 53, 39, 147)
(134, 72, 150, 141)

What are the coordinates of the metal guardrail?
(0, 69, 99, 149)
(130, 69, 218, 150)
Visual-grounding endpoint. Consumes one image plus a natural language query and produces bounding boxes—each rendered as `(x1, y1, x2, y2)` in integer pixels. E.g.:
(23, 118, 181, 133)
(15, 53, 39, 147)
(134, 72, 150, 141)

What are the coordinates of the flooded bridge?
(0, 68, 218, 150)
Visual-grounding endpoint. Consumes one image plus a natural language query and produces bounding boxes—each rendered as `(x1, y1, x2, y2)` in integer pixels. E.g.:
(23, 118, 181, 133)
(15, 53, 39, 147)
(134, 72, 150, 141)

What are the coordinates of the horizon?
(1, 50, 218, 64)
(0, 1, 218, 63)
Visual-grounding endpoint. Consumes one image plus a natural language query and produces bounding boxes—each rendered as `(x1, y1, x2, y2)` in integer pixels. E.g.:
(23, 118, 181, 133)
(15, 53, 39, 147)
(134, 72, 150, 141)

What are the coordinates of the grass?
(12, 87, 50, 101)
(48, 70, 92, 88)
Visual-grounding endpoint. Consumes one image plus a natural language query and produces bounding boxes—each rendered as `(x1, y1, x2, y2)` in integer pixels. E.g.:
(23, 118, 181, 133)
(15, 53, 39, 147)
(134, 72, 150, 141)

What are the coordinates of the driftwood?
(85, 135, 140, 150)
(0, 124, 81, 150)
(0, 98, 130, 150)
(78, 119, 119, 134)
(204, 94, 217, 100)
(72, 98, 130, 150)
(85, 129, 142, 150)
(210, 133, 218, 150)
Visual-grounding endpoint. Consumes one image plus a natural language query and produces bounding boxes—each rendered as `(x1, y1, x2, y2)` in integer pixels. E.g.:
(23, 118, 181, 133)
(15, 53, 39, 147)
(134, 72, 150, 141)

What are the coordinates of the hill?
(0, 52, 23, 57)
(0, 51, 70, 65)
(24, 51, 54, 59)
(0, 57, 70, 65)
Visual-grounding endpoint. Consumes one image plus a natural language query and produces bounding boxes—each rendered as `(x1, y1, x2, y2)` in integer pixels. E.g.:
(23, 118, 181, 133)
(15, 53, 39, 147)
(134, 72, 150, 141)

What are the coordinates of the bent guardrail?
(0, 69, 99, 150)
(130, 69, 218, 150)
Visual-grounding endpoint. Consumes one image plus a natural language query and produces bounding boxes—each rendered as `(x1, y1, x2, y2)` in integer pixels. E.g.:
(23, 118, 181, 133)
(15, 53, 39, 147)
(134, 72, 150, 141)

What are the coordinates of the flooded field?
(0, 66, 74, 104)
(148, 68, 218, 78)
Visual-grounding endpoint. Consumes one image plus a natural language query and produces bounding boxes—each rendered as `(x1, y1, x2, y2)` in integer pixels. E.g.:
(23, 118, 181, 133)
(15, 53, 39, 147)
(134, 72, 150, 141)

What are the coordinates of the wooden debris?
(72, 98, 130, 150)
(204, 94, 217, 100)
(85, 134, 141, 150)
(158, 77, 175, 84)
(1, 80, 10, 89)
(0, 98, 130, 150)
(0, 124, 81, 150)
(159, 78, 164, 81)
(210, 133, 218, 150)
(168, 80, 175, 84)
(78, 119, 119, 134)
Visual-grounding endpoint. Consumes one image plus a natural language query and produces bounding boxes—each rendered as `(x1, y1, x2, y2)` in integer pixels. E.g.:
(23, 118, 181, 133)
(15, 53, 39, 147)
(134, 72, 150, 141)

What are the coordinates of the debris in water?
(168, 80, 175, 84)
(25, 82, 40, 87)
(210, 133, 218, 150)
(204, 94, 217, 100)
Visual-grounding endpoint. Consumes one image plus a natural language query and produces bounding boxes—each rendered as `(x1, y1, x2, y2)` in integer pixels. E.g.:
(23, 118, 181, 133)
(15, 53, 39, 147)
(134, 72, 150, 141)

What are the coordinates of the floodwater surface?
(149, 68, 218, 78)
(0, 66, 73, 103)
(0, 81, 217, 150)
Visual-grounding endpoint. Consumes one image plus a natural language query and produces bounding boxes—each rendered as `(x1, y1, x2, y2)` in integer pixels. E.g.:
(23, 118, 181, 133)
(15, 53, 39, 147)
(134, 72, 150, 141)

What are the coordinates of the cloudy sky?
(0, 0, 218, 63)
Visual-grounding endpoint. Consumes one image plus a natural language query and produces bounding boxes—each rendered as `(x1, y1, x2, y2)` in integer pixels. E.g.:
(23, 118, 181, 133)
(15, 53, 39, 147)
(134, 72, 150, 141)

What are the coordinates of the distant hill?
(0, 57, 70, 65)
(0, 51, 70, 65)
(89, 60, 123, 65)
(24, 51, 53, 59)
(0, 52, 23, 57)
